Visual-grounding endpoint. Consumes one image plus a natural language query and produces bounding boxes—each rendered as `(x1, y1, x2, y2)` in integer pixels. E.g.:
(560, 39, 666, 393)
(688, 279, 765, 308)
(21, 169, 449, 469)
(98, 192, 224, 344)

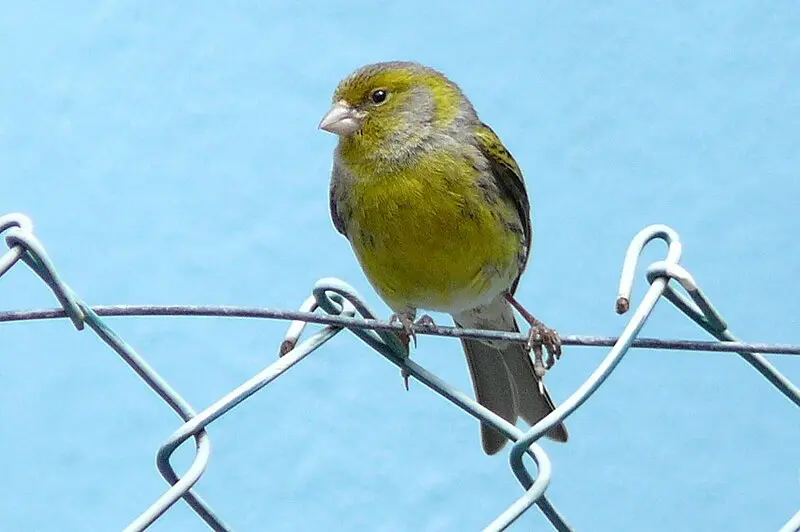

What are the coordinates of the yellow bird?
(319, 61, 567, 454)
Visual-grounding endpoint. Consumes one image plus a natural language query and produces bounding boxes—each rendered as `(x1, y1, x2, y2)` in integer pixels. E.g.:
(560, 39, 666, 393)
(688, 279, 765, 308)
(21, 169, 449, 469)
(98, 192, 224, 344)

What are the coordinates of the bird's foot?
(415, 314, 436, 329)
(526, 322, 562, 379)
(389, 311, 436, 346)
(390, 311, 417, 347)
(504, 293, 562, 379)
(389, 313, 437, 390)
(390, 310, 420, 391)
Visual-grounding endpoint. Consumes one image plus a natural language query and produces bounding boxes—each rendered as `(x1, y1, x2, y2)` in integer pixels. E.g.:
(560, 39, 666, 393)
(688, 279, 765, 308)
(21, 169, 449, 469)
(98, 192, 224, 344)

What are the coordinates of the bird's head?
(319, 61, 474, 159)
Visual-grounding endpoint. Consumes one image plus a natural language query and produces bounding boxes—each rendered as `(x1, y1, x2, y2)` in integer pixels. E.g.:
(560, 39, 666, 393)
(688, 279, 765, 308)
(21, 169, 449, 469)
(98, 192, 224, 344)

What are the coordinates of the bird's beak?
(319, 101, 361, 136)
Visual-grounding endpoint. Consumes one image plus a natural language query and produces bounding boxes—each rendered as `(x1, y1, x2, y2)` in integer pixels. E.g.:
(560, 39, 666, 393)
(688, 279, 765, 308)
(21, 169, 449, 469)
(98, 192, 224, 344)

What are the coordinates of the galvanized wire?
(3, 305, 800, 356)
(2, 212, 798, 532)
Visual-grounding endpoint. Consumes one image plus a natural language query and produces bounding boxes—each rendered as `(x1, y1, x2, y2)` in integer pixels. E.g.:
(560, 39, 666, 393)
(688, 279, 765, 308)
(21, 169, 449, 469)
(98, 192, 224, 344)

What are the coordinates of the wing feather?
(474, 123, 532, 291)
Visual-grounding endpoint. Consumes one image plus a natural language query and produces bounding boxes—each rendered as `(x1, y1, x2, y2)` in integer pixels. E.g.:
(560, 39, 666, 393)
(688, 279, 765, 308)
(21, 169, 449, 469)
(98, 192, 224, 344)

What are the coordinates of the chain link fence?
(2, 212, 798, 531)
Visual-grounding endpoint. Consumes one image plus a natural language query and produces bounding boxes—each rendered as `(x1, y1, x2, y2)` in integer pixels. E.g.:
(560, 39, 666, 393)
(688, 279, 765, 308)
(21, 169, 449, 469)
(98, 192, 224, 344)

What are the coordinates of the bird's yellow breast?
(344, 151, 521, 313)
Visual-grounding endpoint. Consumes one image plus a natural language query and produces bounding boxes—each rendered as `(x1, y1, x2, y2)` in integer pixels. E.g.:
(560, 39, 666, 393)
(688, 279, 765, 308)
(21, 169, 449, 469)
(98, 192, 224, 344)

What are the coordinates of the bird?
(319, 61, 567, 454)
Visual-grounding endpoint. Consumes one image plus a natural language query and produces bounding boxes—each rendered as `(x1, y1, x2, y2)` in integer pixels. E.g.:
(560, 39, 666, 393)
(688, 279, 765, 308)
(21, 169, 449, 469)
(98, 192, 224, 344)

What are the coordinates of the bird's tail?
(452, 295, 568, 455)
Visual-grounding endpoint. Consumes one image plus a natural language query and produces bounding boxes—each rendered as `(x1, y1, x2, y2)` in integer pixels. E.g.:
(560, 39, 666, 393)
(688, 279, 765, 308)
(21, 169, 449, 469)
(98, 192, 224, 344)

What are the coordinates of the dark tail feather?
(459, 334, 517, 454)
(453, 295, 568, 454)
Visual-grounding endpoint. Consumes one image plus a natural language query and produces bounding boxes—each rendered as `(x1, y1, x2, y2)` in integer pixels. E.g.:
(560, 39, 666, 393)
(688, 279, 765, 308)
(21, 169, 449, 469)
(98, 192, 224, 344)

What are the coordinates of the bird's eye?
(370, 89, 388, 104)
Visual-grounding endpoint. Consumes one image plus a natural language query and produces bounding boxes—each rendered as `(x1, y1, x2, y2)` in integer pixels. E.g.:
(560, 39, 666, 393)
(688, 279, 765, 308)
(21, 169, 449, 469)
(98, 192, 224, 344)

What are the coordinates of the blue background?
(2, 2, 798, 530)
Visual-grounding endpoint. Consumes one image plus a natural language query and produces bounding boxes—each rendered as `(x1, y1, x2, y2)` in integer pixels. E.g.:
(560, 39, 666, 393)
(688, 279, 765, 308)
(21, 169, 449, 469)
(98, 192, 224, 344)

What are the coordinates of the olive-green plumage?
(320, 61, 567, 454)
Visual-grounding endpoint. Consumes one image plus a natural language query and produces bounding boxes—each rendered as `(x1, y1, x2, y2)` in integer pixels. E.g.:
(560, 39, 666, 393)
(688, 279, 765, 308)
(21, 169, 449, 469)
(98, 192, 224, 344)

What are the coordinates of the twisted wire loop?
(489, 225, 682, 530)
(1, 214, 84, 329)
(2, 213, 798, 532)
(0, 213, 33, 277)
(0, 216, 229, 531)
(643, 262, 800, 407)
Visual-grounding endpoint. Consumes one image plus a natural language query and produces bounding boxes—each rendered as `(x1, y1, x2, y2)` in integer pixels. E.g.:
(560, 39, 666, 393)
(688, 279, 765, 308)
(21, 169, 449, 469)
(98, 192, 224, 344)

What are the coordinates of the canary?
(320, 61, 567, 454)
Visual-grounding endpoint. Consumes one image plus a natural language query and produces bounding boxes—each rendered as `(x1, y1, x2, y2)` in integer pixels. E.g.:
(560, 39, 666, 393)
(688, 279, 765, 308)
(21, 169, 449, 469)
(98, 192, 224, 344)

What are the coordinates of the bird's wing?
(473, 122, 532, 291)
(329, 160, 348, 236)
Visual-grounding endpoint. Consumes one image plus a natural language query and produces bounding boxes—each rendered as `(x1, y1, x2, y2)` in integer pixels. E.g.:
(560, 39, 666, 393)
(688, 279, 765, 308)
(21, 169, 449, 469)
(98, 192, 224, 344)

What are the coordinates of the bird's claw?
(504, 292, 563, 378)
(389, 313, 437, 390)
(389, 313, 436, 349)
(390, 312, 436, 391)
(390, 312, 417, 347)
(526, 322, 562, 379)
(415, 314, 436, 329)
(401, 368, 411, 391)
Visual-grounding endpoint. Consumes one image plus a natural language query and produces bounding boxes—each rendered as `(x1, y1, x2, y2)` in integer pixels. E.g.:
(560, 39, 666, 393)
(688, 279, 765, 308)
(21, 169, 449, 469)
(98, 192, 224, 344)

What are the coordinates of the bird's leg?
(504, 292, 562, 379)
(390, 309, 417, 390)
(388, 312, 437, 390)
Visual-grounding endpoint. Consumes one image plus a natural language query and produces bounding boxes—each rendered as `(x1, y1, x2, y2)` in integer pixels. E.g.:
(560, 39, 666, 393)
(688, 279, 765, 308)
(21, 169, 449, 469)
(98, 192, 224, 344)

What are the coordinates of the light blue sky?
(2, 2, 798, 530)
